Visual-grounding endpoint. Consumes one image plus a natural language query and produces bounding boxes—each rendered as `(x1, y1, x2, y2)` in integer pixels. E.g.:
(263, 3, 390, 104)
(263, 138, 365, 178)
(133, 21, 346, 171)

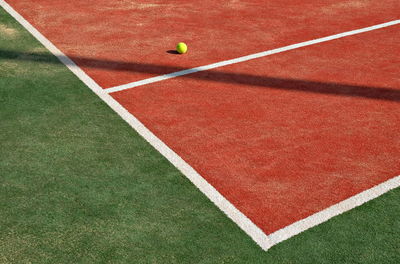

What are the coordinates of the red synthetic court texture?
(6, 0, 400, 88)
(112, 25, 400, 234)
(5, 0, 399, 237)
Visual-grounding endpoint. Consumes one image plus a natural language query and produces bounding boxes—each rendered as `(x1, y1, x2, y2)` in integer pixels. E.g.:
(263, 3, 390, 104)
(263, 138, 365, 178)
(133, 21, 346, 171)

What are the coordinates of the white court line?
(268, 175, 400, 245)
(0, 0, 273, 250)
(105, 19, 400, 93)
(2, 0, 400, 251)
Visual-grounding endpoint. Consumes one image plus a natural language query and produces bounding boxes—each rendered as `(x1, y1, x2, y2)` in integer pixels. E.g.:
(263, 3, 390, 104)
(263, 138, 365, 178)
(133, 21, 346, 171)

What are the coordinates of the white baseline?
(2, 0, 400, 251)
(105, 19, 400, 93)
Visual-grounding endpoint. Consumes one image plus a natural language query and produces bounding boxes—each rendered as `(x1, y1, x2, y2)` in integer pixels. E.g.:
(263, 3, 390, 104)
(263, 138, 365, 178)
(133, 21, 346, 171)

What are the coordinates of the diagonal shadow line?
(1, 49, 399, 102)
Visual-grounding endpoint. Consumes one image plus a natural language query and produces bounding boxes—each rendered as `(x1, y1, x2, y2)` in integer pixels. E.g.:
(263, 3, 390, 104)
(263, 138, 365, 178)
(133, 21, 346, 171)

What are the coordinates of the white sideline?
(2, 0, 400, 251)
(105, 19, 400, 93)
(0, 0, 273, 250)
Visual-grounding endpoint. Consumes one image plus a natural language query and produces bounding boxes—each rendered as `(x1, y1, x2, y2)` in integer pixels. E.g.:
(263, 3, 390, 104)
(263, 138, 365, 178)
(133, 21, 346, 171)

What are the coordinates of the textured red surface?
(7, 0, 400, 234)
(6, 0, 400, 88)
(112, 26, 400, 234)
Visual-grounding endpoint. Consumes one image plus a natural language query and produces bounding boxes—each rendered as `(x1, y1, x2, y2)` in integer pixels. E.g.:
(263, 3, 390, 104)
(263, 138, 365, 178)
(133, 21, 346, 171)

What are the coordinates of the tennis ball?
(176, 42, 188, 54)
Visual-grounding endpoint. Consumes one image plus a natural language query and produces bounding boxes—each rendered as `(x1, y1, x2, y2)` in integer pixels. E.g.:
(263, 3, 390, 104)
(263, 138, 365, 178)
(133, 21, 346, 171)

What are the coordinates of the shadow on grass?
(1, 49, 399, 102)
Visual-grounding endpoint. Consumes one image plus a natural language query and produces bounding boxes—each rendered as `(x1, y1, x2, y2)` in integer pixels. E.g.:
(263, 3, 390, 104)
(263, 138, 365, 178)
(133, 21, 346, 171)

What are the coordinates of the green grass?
(1, 6, 399, 263)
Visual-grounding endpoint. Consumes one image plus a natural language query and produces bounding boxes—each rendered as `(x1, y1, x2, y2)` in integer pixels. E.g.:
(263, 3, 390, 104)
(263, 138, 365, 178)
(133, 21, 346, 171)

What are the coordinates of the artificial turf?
(0, 6, 399, 263)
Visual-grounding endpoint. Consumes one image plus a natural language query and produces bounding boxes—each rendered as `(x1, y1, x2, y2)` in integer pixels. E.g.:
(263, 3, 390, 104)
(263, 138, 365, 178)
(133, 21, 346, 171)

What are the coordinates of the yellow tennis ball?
(176, 42, 188, 54)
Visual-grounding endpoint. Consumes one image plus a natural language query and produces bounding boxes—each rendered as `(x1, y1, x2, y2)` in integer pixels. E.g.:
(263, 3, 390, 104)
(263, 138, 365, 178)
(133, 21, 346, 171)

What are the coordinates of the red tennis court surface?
(112, 25, 400, 234)
(5, 0, 400, 247)
(6, 0, 400, 88)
